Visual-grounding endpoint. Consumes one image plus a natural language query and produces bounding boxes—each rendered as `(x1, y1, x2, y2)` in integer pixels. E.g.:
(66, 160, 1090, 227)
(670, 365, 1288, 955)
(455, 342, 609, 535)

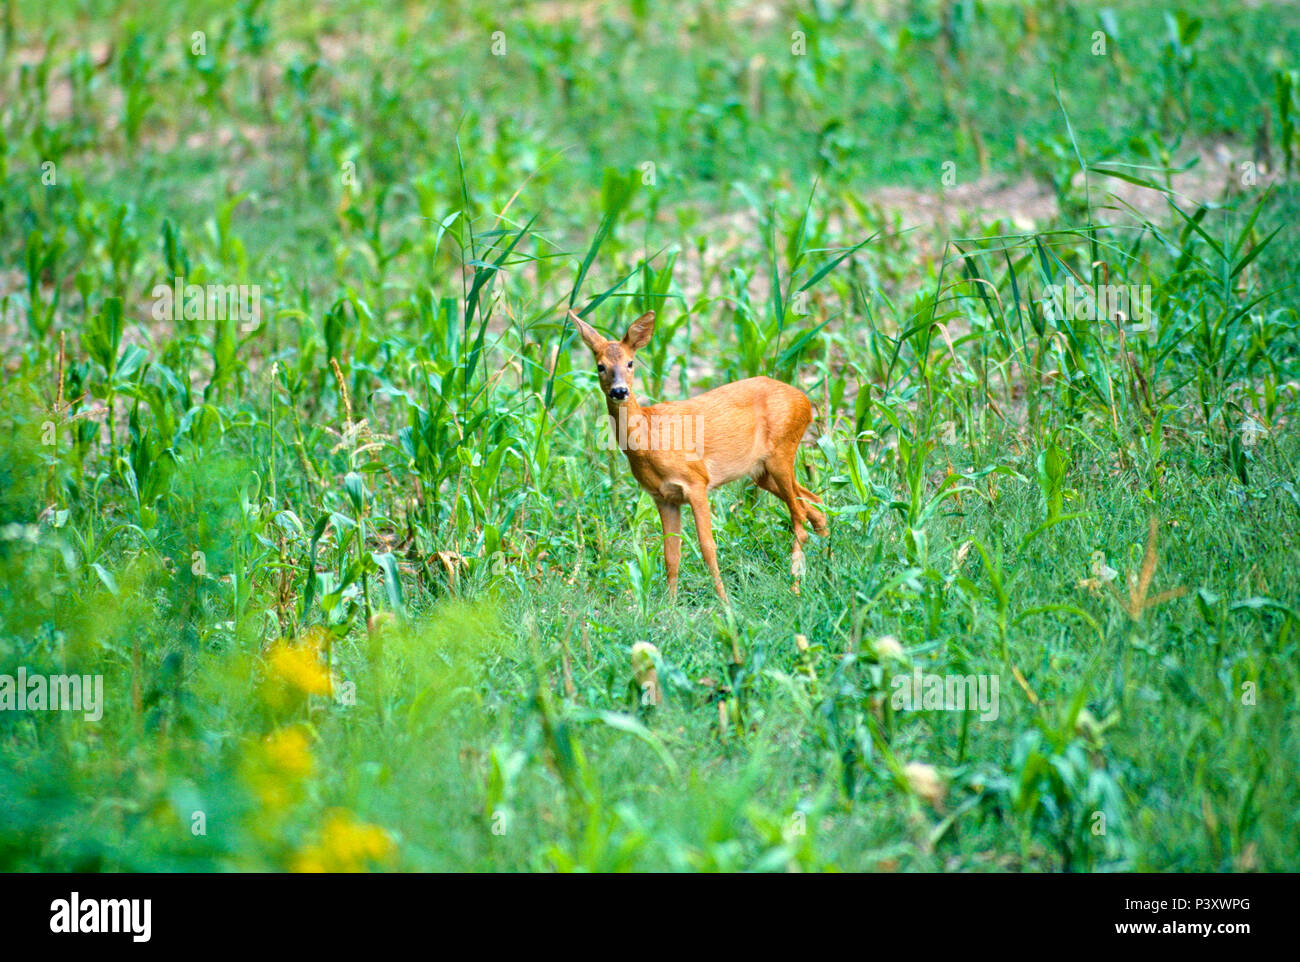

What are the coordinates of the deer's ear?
(569, 311, 605, 354)
(622, 311, 656, 351)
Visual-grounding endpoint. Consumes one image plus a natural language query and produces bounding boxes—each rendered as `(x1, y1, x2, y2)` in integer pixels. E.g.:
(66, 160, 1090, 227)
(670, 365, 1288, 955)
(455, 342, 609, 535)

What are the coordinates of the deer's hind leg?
(795, 482, 828, 537)
(755, 465, 810, 590)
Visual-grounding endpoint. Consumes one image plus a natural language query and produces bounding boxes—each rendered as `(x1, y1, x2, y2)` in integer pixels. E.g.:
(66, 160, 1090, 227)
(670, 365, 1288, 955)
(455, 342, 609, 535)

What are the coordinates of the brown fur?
(570, 309, 828, 603)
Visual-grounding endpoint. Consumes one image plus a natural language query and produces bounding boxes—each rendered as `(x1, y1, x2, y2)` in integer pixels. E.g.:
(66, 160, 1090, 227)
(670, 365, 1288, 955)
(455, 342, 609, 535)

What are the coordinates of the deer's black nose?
(610, 386, 628, 400)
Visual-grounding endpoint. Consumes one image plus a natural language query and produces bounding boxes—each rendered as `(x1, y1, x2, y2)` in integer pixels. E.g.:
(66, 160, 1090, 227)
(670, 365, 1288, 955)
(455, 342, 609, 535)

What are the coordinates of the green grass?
(1, 0, 1298, 872)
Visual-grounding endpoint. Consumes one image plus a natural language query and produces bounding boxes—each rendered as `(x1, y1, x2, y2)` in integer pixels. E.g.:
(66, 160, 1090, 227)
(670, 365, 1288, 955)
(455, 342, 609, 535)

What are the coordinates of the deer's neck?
(606, 394, 647, 461)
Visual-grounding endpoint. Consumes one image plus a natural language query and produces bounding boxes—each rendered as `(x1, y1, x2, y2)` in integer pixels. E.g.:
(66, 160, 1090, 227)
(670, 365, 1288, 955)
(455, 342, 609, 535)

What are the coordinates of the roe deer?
(570, 309, 828, 604)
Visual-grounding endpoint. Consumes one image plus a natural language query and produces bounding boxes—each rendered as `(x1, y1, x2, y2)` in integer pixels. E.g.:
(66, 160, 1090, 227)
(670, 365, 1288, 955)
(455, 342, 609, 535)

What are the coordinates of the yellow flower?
(243, 726, 315, 813)
(293, 810, 396, 873)
(262, 726, 314, 779)
(267, 629, 333, 696)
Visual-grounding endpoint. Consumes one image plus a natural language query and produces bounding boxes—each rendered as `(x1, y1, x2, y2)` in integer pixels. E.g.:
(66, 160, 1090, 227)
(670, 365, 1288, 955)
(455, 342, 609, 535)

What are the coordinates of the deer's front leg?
(656, 500, 682, 600)
(687, 487, 729, 605)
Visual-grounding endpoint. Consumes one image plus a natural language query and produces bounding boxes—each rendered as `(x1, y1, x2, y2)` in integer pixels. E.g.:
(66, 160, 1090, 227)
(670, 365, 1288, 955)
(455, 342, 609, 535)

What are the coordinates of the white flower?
(872, 635, 907, 663)
(1089, 551, 1118, 583)
(903, 762, 946, 807)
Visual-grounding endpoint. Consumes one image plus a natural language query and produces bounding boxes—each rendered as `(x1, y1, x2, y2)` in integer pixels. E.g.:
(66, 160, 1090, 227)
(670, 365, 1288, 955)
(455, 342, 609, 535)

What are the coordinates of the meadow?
(1, 0, 1298, 871)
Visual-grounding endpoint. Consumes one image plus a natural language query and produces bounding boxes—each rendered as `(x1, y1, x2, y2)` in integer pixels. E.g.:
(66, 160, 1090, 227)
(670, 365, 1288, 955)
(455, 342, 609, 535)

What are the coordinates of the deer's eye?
(596, 363, 606, 373)
(627, 362, 633, 369)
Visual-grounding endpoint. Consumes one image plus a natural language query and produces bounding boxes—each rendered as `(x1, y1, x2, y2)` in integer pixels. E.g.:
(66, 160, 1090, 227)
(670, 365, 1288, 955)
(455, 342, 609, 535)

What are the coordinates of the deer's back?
(645, 376, 812, 489)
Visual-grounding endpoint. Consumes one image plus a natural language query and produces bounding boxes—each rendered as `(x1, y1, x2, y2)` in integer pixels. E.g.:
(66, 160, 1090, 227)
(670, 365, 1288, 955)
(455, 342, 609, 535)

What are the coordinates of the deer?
(569, 308, 828, 604)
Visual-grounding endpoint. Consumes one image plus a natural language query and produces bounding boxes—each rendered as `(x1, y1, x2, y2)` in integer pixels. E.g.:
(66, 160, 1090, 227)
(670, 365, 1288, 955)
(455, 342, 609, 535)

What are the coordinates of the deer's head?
(570, 310, 655, 403)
